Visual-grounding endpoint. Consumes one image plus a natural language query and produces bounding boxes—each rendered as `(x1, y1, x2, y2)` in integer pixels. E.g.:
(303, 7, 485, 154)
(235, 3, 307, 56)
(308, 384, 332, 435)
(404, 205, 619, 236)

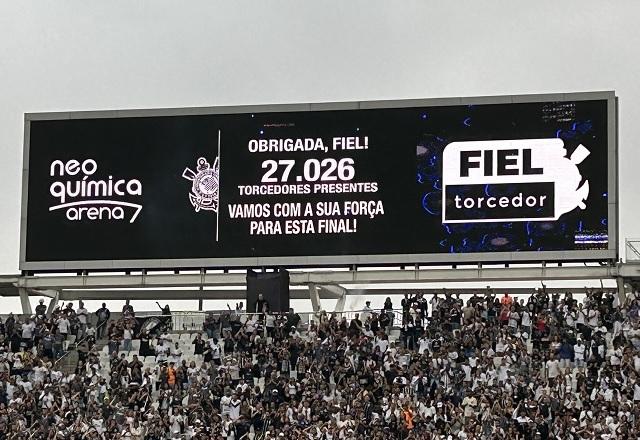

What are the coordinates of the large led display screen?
(20, 93, 617, 270)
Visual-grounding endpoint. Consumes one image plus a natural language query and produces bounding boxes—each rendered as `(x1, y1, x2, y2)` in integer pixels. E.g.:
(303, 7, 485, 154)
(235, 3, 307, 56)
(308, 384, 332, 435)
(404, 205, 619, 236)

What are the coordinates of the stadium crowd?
(0, 288, 640, 439)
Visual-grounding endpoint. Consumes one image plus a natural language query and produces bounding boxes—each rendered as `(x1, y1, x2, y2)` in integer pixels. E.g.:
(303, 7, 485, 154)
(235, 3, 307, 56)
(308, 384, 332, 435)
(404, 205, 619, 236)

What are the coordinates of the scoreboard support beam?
(46, 291, 59, 318)
(308, 283, 321, 312)
(14, 264, 620, 291)
(616, 276, 627, 305)
(18, 287, 32, 315)
(3, 262, 636, 309)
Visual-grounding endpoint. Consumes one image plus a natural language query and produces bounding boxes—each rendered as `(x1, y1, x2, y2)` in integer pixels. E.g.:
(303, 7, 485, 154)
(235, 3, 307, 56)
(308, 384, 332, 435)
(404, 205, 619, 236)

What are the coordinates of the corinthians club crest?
(182, 157, 220, 212)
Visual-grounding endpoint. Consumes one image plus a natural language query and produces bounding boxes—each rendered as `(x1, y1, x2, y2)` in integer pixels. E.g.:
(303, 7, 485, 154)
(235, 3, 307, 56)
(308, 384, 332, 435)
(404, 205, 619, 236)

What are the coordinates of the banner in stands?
(20, 92, 617, 270)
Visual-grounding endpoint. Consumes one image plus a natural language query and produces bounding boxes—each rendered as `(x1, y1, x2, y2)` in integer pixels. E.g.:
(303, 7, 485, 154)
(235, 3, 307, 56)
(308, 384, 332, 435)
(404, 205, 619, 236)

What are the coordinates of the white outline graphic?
(182, 157, 220, 213)
(442, 138, 590, 223)
(49, 200, 143, 223)
(182, 129, 222, 242)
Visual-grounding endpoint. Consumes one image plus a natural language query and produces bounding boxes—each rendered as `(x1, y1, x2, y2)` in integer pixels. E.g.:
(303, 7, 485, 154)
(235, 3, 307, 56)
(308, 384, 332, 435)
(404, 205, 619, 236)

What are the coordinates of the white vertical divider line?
(216, 129, 221, 242)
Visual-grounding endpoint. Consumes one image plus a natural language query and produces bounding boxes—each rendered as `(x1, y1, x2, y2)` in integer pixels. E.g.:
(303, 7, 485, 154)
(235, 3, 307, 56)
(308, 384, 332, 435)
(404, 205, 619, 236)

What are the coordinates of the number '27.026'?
(261, 158, 355, 183)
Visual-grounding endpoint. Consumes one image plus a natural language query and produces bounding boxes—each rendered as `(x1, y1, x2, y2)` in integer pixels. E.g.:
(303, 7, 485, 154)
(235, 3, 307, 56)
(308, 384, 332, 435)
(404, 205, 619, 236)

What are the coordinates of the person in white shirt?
(155, 340, 169, 363)
(21, 318, 36, 348)
(16, 376, 32, 393)
(220, 390, 232, 416)
(169, 414, 183, 438)
(418, 336, 430, 354)
(122, 323, 133, 353)
(462, 364, 472, 383)
(32, 361, 48, 384)
(361, 301, 373, 323)
(229, 394, 242, 420)
(566, 310, 576, 328)
(610, 346, 623, 367)
(430, 294, 440, 315)
(574, 338, 586, 368)
(264, 312, 275, 338)
(462, 391, 478, 418)
(588, 309, 599, 329)
(169, 342, 183, 365)
(209, 338, 222, 365)
(634, 382, 640, 402)
(546, 356, 561, 379)
(521, 310, 531, 332)
(497, 359, 510, 383)
(374, 336, 389, 354)
(76, 301, 89, 339)
(85, 323, 96, 340)
(508, 310, 520, 331)
(495, 339, 506, 354)
(57, 316, 70, 339)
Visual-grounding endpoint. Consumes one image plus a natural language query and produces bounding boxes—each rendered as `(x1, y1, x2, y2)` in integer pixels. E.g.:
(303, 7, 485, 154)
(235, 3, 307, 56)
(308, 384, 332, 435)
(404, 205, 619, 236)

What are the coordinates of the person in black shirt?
(192, 334, 206, 355)
(95, 303, 110, 339)
(349, 314, 363, 337)
(450, 304, 462, 330)
(370, 314, 380, 334)
(536, 415, 549, 440)
(403, 316, 416, 350)
(35, 299, 47, 318)
(224, 333, 235, 353)
(379, 311, 391, 334)
(255, 294, 269, 315)
(204, 313, 219, 339)
(432, 337, 442, 353)
(286, 308, 301, 329)
(155, 302, 171, 316)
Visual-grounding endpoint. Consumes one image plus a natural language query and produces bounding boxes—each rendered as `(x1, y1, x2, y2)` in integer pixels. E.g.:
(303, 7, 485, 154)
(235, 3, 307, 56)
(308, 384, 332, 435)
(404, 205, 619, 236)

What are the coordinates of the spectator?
(122, 321, 133, 353)
(204, 312, 219, 339)
(192, 333, 206, 357)
(95, 302, 111, 339)
(76, 300, 89, 339)
(20, 316, 36, 349)
(362, 301, 373, 322)
(255, 293, 270, 315)
(122, 302, 134, 316)
(156, 302, 171, 316)
(265, 310, 276, 338)
(286, 308, 301, 329)
(1, 290, 640, 439)
(35, 299, 47, 318)
(56, 313, 70, 340)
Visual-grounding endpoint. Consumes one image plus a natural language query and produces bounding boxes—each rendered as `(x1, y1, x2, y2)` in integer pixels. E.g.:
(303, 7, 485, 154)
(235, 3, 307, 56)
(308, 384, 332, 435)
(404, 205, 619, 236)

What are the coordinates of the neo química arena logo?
(48, 159, 143, 223)
(441, 139, 590, 223)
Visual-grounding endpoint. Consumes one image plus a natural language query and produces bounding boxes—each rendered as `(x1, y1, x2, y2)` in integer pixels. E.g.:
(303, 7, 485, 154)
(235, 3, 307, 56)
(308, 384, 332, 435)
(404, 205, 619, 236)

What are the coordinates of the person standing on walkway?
(95, 303, 110, 339)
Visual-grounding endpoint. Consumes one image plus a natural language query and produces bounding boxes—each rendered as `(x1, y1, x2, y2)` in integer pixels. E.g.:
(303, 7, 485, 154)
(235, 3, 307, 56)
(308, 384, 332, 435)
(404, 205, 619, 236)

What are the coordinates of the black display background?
(24, 100, 609, 264)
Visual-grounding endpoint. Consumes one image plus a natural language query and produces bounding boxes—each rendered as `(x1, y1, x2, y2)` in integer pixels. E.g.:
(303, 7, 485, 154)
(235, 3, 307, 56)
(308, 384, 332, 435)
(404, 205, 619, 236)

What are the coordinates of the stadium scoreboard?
(20, 92, 618, 271)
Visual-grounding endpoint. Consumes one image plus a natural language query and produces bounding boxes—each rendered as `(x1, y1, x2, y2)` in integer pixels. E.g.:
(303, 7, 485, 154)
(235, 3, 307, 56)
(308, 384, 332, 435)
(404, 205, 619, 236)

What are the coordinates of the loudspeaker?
(246, 269, 290, 313)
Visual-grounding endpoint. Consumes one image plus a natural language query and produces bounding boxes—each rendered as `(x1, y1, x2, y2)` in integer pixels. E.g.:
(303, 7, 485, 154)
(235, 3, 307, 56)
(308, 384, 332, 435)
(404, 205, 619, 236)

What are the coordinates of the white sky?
(1, 1, 639, 311)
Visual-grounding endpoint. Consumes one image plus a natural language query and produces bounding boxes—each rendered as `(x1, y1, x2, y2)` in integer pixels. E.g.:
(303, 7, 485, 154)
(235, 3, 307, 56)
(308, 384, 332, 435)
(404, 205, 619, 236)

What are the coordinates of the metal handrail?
(26, 420, 40, 439)
(147, 307, 405, 332)
(626, 239, 640, 261)
(40, 308, 405, 366)
(53, 319, 108, 368)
